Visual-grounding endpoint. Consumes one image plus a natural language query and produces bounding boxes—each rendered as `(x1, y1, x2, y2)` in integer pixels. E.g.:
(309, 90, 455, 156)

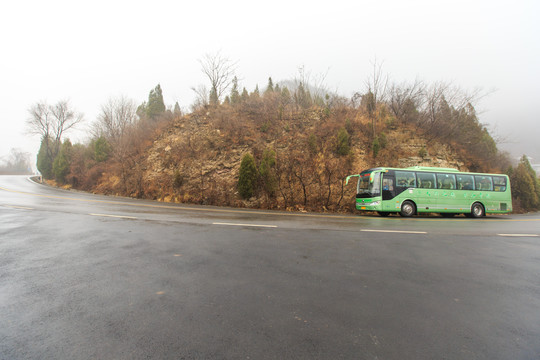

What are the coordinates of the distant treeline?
(0, 149, 32, 175)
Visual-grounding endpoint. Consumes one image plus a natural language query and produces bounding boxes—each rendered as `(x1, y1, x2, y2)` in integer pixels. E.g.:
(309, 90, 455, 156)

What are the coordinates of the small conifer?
(238, 153, 257, 199)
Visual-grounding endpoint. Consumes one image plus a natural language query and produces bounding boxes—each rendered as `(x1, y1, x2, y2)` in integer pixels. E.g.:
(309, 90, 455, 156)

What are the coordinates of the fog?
(1, 0, 538, 166)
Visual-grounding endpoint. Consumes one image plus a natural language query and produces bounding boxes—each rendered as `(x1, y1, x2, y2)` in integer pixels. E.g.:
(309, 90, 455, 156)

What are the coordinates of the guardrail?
(29, 175, 43, 183)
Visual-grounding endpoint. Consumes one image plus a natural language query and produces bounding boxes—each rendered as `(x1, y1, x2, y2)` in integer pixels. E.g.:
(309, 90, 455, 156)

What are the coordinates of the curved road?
(1, 175, 539, 359)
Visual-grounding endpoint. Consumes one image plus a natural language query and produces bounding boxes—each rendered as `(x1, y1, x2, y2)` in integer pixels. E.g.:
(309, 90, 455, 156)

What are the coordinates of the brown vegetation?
(38, 75, 514, 213)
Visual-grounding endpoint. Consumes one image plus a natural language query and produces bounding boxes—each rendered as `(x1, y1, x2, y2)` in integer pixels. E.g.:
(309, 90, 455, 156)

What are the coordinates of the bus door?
(381, 172, 395, 211)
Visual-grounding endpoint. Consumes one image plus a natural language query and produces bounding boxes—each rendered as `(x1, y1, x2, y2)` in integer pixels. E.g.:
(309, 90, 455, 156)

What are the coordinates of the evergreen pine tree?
(510, 155, 540, 211)
(146, 84, 166, 119)
(137, 101, 147, 118)
(259, 148, 277, 196)
(230, 76, 240, 105)
(37, 136, 56, 179)
(372, 137, 380, 157)
(52, 139, 72, 183)
(281, 87, 291, 103)
(252, 85, 260, 98)
(241, 87, 249, 102)
(174, 102, 181, 115)
(336, 128, 350, 156)
(295, 82, 312, 109)
(93, 137, 111, 163)
(265, 77, 274, 96)
(238, 153, 257, 199)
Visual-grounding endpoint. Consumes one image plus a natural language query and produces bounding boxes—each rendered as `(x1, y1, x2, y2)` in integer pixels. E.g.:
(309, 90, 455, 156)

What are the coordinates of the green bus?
(345, 166, 512, 217)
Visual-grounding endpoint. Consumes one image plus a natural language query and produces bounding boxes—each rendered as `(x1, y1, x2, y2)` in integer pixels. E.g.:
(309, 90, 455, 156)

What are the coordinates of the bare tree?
(26, 99, 84, 159)
(0, 148, 32, 175)
(190, 84, 210, 112)
(387, 78, 426, 123)
(294, 65, 330, 106)
(363, 58, 389, 137)
(416, 81, 486, 142)
(198, 51, 237, 105)
(93, 95, 138, 146)
(27, 102, 53, 139)
(364, 58, 389, 105)
(50, 100, 84, 143)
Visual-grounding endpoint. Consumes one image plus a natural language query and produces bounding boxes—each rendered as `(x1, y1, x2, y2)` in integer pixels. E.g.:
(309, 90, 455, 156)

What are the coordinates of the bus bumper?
(356, 201, 381, 211)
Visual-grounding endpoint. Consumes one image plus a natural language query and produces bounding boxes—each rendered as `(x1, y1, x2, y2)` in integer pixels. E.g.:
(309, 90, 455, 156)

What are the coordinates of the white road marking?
(498, 234, 539, 237)
(90, 213, 138, 220)
(212, 222, 277, 228)
(361, 229, 427, 234)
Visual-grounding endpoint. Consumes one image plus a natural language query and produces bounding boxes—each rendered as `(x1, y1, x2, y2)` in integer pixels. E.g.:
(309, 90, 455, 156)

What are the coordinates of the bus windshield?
(357, 171, 381, 198)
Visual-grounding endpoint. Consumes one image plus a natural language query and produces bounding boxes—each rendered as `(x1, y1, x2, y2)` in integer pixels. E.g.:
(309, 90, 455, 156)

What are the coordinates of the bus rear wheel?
(470, 202, 485, 218)
(400, 201, 416, 217)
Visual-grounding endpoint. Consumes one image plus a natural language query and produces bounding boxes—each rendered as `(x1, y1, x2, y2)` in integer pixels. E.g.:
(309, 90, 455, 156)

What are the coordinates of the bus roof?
(405, 166, 459, 172)
(363, 166, 458, 173)
(361, 166, 508, 177)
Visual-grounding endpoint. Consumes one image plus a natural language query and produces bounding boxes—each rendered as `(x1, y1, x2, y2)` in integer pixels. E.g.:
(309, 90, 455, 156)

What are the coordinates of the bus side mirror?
(345, 175, 359, 185)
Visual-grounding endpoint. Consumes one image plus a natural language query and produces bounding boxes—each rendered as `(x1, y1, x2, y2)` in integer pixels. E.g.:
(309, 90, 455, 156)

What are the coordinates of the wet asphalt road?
(1, 175, 539, 359)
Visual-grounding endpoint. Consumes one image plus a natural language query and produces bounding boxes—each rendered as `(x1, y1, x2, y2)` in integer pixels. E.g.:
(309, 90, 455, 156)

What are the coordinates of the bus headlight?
(369, 201, 380, 206)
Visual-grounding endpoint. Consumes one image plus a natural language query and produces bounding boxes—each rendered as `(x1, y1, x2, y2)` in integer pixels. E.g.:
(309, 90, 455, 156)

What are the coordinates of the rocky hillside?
(97, 105, 478, 213)
(33, 82, 523, 213)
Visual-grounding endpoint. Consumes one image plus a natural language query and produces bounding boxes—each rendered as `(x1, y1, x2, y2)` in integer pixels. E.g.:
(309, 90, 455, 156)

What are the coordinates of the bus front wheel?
(471, 202, 485, 218)
(400, 201, 416, 217)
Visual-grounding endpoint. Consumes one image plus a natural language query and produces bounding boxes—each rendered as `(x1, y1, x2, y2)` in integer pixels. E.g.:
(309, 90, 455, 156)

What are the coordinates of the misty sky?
(1, 0, 539, 166)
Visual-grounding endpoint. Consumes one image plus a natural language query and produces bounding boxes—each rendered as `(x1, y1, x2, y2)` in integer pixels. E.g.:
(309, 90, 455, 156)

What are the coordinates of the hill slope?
(92, 103, 490, 213)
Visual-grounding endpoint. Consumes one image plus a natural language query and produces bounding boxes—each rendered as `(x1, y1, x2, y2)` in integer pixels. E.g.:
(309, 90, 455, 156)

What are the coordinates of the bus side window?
(493, 176, 506, 192)
(416, 172, 436, 189)
(383, 178, 394, 191)
(475, 176, 493, 191)
(436, 173, 456, 190)
(395, 171, 416, 188)
(457, 175, 474, 190)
